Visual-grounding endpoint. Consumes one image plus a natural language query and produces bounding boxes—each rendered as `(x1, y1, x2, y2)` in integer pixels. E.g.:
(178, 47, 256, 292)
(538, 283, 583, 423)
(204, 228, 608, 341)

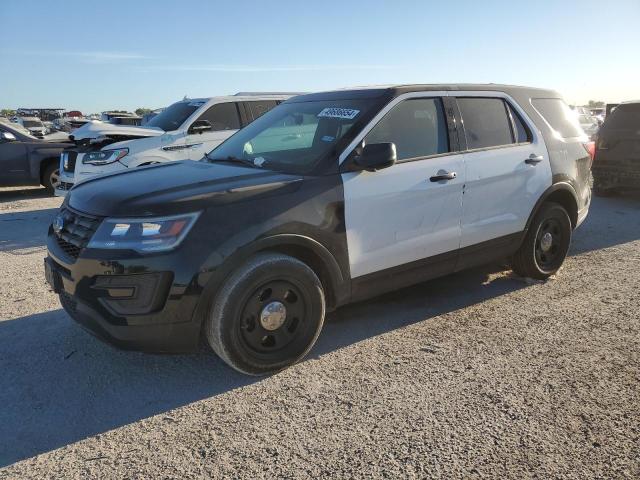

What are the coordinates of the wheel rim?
(238, 280, 307, 354)
(534, 218, 563, 271)
(49, 169, 61, 189)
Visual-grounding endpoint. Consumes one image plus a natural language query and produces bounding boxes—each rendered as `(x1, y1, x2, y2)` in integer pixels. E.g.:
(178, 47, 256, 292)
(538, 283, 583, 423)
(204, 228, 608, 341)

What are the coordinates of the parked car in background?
(45, 84, 592, 374)
(592, 101, 640, 196)
(16, 117, 47, 138)
(0, 120, 71, 192)
(108, 115, 142, 126)
(100, 111, 138, 122)
(590, 107, 605, 124)
(577, 113, 600, 138)
(55, 93, 296, 195)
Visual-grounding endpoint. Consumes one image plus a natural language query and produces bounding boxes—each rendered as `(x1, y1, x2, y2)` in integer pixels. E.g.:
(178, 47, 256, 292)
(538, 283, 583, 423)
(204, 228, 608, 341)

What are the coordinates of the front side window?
(197, 102, 241, 131)
(458, 97, 514, 149)
(364, 98, 449, 161)
(207, 98, 378, 174)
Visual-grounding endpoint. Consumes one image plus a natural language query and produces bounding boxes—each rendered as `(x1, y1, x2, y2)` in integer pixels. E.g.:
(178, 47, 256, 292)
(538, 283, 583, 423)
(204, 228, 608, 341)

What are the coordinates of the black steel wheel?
(512, 202, 572, 279)
(205, 253, 325, 375)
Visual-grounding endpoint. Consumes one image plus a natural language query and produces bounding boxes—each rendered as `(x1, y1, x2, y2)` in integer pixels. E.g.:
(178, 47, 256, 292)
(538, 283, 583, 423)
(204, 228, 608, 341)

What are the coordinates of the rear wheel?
(42, 163, 60, 194)
(512, 202, 572, 280)
(205, 253, 325, 375)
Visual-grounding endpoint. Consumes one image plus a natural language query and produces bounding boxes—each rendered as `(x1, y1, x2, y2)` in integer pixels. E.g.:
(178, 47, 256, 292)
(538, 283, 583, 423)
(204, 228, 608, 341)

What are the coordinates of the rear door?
(341, 94, 464, 281)
(183, 102, 242, 160)
(454, 94, 551, 248)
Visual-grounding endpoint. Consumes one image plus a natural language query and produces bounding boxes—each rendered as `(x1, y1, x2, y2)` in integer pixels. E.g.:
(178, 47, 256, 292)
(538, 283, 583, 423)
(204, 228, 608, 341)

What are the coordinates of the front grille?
(60, 290, 78, 315)
(62, 151, 78, 172)
(55, 207, 101, 259)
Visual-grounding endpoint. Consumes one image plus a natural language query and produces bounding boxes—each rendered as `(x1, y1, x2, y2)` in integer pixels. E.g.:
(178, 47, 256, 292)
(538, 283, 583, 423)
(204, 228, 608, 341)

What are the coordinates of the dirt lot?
(0, 187, 638, 479)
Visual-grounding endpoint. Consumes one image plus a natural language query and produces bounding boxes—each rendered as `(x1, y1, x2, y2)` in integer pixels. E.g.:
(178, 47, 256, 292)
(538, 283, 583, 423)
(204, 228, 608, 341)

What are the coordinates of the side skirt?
(349, 232, 524, 304)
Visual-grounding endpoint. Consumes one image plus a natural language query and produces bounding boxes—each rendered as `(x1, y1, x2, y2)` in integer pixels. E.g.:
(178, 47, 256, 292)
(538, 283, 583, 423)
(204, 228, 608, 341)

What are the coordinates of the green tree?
(587, 100, 605, 108)
(0, 109, 16, 117)
(135, 108, 153, 116)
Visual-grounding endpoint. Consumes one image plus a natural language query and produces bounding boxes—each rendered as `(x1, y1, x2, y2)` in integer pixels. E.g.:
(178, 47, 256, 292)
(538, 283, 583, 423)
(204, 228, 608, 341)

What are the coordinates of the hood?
(70, 121, 163, 142)
(68, 161, 303, 217)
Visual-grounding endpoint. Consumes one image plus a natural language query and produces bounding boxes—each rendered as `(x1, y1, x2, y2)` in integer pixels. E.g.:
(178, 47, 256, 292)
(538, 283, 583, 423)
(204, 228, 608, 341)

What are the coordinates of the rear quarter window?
(531, 98, 583, 138)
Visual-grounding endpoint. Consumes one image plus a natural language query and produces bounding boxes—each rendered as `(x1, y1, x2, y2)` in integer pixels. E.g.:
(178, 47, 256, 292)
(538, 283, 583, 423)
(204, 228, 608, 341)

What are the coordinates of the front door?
(341, 96, 464, 280)
(0, 129, 28, 184)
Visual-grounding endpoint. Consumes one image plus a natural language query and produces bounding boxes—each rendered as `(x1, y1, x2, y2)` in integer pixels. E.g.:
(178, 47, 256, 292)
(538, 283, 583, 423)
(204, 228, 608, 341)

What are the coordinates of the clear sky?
(1, 0, 638, 114)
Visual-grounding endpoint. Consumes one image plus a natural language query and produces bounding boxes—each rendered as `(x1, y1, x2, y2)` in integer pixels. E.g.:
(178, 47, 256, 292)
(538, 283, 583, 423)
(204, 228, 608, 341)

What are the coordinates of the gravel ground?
(0, 187, 639, 479)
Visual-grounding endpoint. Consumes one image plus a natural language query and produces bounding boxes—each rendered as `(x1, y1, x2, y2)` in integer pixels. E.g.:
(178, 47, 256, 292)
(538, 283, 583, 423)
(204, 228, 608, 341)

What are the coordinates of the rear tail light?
(583, 141, 596, 165)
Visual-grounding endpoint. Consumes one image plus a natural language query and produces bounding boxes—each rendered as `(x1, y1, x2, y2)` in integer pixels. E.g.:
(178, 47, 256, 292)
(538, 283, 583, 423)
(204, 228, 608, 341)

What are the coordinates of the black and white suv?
(45, 84, 593, 375)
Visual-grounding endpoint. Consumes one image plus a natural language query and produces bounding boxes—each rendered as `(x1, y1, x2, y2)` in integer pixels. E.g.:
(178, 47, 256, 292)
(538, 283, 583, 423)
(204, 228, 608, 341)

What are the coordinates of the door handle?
(525, 154, 544, 165)
(430, 171, 457, 182)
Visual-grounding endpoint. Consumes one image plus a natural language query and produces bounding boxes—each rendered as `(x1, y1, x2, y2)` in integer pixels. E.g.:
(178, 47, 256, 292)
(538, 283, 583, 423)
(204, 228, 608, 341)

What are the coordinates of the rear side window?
(248, 101, 278, 120)
(197, 102, 241, 131)
(604, 103, 640, 129)
(531, 98, 583, 138)
(506, 103, 531, 143)
(364, 98, 449, 161)
(457, 97, 514, 149)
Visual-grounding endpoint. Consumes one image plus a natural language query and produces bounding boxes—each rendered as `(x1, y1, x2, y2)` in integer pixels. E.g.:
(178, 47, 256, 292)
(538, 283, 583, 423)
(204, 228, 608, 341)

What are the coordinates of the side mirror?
(188, 120, 213, 135)
(0, 131, 17, 143)
(354, 142, 397, 171)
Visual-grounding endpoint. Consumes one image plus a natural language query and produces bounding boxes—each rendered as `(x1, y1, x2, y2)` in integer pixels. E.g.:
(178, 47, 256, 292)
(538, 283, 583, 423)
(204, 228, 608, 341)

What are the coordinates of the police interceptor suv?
(45, 84, 593, 375)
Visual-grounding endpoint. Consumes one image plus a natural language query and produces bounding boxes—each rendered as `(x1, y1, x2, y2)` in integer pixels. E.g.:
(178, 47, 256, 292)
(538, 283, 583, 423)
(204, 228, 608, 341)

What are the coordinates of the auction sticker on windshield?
(317, 108, 360, 120)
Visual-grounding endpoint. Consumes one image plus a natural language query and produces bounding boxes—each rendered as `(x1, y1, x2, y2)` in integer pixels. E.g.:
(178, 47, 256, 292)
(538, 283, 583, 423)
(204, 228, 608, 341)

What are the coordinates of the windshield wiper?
(204, 153, 260, 168)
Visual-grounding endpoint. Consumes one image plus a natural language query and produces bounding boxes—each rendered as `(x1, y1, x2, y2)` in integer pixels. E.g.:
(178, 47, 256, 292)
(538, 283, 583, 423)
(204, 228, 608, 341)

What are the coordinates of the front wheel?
(205, 253, 326, 375)
(42, 163, 61, 194)
(512, 202, 572, 280)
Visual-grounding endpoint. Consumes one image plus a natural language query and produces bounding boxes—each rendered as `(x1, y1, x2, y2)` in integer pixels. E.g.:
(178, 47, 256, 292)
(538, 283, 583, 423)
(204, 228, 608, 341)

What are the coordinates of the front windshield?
(23, 120, 43, 128)
(146, 100, 203, 131)
(206, 99, 377, 174)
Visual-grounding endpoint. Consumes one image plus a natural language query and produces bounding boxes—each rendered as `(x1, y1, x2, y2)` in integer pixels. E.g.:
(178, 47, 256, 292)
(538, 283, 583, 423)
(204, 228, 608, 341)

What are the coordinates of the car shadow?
(0, 187, 52, 202)
(0, 263, 525, 467)
(0, 207, 59, 253)
(1, 192, 639, 466)
(569, 194, 640, 255)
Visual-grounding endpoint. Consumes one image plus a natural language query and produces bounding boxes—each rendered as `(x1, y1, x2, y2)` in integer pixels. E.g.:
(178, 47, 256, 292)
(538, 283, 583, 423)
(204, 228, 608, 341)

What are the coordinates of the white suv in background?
(56, 93, 297, 196)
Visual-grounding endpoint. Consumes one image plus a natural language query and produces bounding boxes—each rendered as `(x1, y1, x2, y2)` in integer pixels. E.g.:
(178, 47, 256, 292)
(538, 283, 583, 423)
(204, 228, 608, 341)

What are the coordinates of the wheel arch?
(248, 234, 347, 311)
(526, 182, 579, 232)
(191, 234, 349, 338)
(39, 156, 60, 183)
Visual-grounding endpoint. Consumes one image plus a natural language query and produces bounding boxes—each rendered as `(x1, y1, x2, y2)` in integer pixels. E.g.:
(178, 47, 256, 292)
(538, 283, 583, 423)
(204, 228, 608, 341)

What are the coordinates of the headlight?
(87, 212, 200, 252)
(83, 148, 129, 165)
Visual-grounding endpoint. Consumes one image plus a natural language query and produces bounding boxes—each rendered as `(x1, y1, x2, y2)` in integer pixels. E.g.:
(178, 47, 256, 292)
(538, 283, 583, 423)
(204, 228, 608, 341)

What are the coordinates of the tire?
(42, 163, 61, 194)
(512, 202, 572, 280)
(205, 253, 326, 375)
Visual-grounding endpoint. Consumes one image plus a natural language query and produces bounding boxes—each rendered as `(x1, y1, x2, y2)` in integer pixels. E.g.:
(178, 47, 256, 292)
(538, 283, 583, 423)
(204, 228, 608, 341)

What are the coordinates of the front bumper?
(46, 228, 206, 353)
